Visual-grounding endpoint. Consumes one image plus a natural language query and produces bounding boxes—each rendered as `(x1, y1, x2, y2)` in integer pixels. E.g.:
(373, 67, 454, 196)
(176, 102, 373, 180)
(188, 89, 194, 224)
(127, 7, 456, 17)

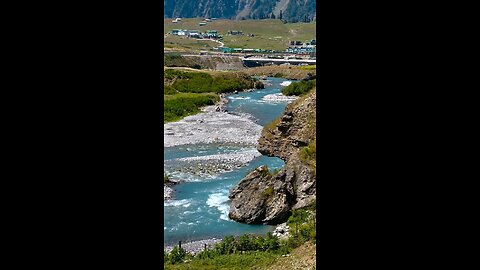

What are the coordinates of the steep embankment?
(240, 65, 316, 80)
(165, 54, 245, 70)
(228, 88, 316, 224)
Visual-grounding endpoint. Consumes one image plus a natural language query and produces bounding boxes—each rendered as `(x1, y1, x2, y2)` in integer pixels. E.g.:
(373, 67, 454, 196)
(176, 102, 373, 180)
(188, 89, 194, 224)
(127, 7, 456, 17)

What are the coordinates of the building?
(187, 30, 200, 38)
(220, 47, 233, 53)
(285, 46, 316, 56)
(204, 30, 218, 38)
(228, 30, 243, 35)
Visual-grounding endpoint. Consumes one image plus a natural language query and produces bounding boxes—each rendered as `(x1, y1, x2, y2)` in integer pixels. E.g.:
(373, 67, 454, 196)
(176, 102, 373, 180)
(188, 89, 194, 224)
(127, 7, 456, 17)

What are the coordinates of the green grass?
(299, 140, 316, 169)
(164, 69, 256, 123)
(282, 79, 316, 96)
(299, 65, 316, 70)
(164, 93, 219, 123)
(164, 35, 220, 52)
(164, 19, 316, 51)
(165, 251, 279, 270)
(261, 187, 274, 198)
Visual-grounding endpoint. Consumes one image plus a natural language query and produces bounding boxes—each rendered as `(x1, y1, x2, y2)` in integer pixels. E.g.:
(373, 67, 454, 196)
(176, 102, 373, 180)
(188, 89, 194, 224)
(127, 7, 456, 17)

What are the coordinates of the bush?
(299, 140, 316, 168)
(273, 73, 284, 78)
(282, 79, 316, 96)
(262, 187, 274, 198)
(168, 245, 188, 265)
(286, 209, 317, 247)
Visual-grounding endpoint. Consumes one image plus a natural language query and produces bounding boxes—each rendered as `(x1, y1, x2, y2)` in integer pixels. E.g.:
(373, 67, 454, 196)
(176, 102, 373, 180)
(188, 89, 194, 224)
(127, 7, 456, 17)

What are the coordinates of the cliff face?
(228, 90, 316, 224)
(164, 0, 316, 23)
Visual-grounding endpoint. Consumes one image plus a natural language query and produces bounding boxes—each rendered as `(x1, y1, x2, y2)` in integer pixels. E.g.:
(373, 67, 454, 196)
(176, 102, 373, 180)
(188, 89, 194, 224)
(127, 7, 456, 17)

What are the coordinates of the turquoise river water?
(164, 77, 295, 246)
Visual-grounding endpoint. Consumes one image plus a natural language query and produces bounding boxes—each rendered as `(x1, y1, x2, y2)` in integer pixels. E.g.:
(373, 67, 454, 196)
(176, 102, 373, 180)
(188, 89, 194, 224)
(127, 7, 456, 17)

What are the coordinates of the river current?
(164, 77, 296, 246)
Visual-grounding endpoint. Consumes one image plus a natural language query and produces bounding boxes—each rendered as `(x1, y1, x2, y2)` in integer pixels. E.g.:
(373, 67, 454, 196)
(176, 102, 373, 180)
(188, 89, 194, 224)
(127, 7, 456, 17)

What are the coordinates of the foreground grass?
(164, 204, 316, 270)
(165, 252, 279, 270)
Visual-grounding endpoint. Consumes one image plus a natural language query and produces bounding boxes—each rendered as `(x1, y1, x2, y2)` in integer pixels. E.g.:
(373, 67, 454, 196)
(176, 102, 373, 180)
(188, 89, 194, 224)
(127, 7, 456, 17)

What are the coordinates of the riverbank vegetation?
(163, 68, 258, 123)
(282, 79, 316, 96)
(164, 206, 316, 270)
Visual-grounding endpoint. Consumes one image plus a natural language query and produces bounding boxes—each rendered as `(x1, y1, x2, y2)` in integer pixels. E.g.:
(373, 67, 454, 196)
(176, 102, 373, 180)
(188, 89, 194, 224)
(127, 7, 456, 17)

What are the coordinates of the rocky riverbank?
(164, 185, 174, 200)
(228, 89, 317, 224)
(165, 238, 223, 255)
(164, 106, 263, 148)
(165, 148, 262, 177)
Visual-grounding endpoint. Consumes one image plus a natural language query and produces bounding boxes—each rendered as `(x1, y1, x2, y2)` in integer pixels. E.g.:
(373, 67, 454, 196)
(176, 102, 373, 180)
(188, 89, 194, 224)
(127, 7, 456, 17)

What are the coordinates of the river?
(164, 77, 296, 246)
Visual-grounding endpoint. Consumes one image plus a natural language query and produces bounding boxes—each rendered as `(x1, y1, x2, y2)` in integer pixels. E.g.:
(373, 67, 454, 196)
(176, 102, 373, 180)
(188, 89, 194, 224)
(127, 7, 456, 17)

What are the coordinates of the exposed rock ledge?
(228, 90, 316, 225)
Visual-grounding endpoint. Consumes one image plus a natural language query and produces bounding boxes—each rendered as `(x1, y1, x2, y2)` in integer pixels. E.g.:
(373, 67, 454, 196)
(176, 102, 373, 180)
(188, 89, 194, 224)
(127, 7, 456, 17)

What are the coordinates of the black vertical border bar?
(160, 0, 166, 266)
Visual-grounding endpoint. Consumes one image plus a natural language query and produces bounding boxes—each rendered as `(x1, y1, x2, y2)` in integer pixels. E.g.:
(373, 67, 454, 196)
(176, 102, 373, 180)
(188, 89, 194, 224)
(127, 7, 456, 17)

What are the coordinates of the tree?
(279, 10, 283, 20)
(270, 12, 275, 19)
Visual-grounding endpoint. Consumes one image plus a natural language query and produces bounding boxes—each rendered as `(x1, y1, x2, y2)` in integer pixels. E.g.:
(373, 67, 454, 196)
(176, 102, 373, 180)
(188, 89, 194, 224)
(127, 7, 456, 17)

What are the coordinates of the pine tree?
(279, 10, 283, 20)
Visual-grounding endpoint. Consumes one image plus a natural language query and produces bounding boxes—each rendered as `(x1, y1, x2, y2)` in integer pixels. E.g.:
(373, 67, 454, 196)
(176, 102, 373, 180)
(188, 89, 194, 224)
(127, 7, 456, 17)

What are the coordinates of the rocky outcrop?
(228, 90, 316, 224)
(272, 223, 290, 240)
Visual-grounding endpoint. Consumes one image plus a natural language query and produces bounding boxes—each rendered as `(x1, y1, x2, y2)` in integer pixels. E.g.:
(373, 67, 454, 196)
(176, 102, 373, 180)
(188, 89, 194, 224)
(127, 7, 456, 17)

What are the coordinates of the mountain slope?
(164, 0, 316, 23)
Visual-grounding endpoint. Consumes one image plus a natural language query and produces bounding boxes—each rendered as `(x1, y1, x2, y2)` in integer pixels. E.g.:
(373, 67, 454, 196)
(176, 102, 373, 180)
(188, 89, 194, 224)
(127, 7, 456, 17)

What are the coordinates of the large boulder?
(228, 90, 316, 225)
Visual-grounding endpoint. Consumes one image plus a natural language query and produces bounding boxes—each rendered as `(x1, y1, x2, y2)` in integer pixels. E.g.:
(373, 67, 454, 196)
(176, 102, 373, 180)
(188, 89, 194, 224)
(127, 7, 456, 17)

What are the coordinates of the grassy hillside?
(164, 19, 316, 51)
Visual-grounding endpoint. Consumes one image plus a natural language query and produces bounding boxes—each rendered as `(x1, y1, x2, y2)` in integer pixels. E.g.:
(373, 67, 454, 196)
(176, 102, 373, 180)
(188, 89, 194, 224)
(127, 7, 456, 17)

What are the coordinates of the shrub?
(282, 79, 316, 96)
(262, 187, 274, 198)
(299, 140, 316, 168)
(273, 73, 284, 78)
(168, 245, 188, 264)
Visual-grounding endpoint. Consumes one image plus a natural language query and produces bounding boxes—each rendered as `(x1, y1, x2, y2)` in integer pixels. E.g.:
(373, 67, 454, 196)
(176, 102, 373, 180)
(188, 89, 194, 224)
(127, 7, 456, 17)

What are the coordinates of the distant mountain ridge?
(164, 0, 316, 23)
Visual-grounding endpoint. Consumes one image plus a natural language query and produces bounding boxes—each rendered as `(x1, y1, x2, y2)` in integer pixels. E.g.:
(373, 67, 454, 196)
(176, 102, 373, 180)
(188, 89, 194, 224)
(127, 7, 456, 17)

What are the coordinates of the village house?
(228, 30, 243, 35)
(203, 30, 218, 39)
(188, 30, 201, 38)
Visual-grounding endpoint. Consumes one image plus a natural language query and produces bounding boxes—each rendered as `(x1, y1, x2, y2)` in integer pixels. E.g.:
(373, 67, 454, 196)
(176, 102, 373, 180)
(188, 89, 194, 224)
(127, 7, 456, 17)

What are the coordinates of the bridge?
(241, 57, 316, 67)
